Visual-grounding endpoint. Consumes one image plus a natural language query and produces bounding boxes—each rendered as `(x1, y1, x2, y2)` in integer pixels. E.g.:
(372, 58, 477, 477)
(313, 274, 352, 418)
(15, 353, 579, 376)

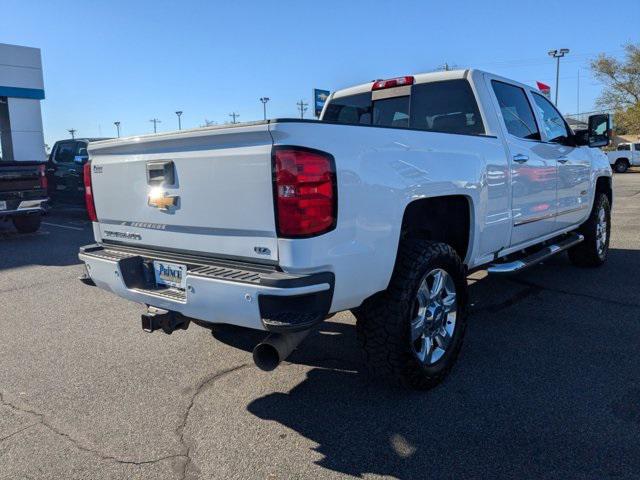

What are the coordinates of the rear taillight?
(37, 164, 47, 190)
(372, 75, 414, 90)
(273, 147, 336, 237)
(83, 162, 97, 222)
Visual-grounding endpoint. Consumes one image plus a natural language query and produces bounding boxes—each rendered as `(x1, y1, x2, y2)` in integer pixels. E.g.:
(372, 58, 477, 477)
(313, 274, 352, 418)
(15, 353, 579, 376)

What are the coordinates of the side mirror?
(588, 114, 611, 148)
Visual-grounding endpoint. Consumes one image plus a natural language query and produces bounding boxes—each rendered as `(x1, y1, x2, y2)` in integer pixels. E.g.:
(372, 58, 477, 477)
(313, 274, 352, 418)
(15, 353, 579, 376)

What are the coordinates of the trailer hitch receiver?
(141, 306, 190, 334)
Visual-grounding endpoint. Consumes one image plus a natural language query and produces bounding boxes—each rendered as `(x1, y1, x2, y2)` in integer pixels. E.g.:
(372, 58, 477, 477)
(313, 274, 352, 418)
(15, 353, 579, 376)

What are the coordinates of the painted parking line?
(42, 222, 86, 231)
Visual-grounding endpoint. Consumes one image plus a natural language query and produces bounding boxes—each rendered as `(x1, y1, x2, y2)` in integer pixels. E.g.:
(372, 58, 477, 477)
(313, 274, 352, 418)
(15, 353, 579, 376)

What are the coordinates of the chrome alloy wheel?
(596, 205, 608, 257)
(410, 268, 457, 365)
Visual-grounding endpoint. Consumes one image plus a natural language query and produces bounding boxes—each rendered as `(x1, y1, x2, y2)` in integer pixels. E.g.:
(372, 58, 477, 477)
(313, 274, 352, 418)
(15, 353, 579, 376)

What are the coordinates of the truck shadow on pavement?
(244, 249, 640, 479)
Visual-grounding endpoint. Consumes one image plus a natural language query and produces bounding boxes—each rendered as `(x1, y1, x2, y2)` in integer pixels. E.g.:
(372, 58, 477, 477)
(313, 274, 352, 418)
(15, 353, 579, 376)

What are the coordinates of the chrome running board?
(487, 233, 584, 275)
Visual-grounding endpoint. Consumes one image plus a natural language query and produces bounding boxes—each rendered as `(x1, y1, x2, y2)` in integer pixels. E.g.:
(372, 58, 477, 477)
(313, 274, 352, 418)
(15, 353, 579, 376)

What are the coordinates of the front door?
(490, 79, 558, 246)
(530, 92, 591, 230)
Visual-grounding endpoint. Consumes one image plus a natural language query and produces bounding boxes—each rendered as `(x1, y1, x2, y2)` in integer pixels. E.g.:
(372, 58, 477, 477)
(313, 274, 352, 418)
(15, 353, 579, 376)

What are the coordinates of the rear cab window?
(53, 141, 86, 163)
(322, 79, 486, 135)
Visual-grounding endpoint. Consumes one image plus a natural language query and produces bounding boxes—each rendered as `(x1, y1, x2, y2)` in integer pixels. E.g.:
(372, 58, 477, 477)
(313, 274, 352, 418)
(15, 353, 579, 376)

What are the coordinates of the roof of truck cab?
(331, 69, 474, 99)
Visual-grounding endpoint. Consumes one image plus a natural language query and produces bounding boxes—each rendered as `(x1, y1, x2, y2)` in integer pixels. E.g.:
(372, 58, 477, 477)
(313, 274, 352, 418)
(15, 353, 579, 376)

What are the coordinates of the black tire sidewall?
(615, 160, 629, 173)
(12, 214, 42, 233)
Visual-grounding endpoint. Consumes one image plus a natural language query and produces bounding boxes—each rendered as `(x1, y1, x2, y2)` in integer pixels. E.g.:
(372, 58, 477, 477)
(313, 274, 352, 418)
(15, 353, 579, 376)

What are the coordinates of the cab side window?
(532, 93, 570, 143)
(491, 81, 541, 140)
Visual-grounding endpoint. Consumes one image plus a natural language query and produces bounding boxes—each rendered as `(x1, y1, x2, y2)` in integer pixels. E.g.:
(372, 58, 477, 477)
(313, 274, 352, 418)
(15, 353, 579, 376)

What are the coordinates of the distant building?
(0, 43, 45, 162)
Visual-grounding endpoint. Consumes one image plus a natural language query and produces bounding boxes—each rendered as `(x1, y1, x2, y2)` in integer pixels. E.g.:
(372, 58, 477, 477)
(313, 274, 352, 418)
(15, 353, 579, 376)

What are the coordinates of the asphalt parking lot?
(1, 173, 639, 480)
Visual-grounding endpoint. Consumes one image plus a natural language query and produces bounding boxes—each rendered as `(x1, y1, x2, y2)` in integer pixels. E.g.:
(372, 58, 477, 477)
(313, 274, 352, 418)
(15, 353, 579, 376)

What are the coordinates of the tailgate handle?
(146, 160, 175, 186)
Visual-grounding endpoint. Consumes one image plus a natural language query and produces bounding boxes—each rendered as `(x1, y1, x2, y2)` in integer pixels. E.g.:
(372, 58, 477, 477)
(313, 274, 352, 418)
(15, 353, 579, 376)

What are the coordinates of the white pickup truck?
(79, 70, 612, 390)
(608, 142, 640, 173)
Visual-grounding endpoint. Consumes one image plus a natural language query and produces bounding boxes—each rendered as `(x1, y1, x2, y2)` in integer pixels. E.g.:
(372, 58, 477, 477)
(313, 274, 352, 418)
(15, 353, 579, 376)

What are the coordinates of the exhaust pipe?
(252, 329, 311, 371)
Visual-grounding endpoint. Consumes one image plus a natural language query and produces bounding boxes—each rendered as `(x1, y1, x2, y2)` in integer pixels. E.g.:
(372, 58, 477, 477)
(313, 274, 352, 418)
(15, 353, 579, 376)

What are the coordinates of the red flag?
(536, 81, 551, 95)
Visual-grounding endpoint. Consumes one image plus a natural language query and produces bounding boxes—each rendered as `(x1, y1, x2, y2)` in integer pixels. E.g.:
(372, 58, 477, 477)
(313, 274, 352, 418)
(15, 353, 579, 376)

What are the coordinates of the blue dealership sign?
(313, 89, 331, 117)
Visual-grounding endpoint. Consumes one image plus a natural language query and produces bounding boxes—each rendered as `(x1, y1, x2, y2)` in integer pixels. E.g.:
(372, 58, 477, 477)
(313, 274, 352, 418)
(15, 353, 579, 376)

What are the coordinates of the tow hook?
(141, 306, 190, 334)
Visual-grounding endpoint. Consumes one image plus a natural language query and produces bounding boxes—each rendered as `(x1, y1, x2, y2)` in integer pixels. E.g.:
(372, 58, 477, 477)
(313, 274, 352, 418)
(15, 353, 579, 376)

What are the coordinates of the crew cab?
(0, 161, 48, 233)
(608, 142, 640, 173)
(79, 70, 612, 389)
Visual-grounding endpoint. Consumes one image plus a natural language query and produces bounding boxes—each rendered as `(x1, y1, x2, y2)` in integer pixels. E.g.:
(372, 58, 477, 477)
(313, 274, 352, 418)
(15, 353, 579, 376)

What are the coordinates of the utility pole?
(67, 129, 76, 139)
(296, 100, 308, 119)
(114, 121, 121, 138)
(548, 48, 570, 106)
(229, 112, 240, 124)
(175, 111, 183, 130)
(259, 97, 270, 120)
(150, 118, 161, 133)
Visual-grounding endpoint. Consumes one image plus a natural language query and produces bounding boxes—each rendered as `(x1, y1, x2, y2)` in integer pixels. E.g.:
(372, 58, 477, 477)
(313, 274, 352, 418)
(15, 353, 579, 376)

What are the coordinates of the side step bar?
(487, 233, 584, 275)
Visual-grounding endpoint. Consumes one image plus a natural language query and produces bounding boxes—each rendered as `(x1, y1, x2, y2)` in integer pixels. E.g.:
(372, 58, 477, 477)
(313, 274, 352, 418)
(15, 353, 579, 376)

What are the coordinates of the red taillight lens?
(372, 75, 414, 90)
(37, 164, 48, 190)
(273, 147, 336, 237)
(83, 162, 97, 222)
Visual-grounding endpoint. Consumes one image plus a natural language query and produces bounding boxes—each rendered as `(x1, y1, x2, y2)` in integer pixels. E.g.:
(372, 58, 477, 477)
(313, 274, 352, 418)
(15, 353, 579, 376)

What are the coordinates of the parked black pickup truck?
(46, 138, 110, 207)
(0, 161, 49, 233)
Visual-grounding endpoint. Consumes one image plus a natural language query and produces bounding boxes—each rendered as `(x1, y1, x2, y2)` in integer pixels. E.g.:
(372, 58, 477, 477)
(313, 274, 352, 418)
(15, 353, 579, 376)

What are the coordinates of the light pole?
(150, 118, 161, 133)
(175, 111, 183, 130)
(114, 121, 121, 137)
(548, 48, 570, 106)
(68, 129, 76, 139)
(259, 97, 270, 120)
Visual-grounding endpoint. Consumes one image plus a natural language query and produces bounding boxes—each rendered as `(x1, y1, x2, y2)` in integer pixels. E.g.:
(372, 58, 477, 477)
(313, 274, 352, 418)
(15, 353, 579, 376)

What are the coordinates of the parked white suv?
(79, 70, 612, 389)
(608, 142, 640, 173)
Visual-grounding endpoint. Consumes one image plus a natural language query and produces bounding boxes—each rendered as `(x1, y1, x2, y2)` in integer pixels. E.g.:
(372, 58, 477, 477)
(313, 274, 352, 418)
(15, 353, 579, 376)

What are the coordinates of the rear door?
(89, 125, 279, 262)
(489, 79, 558, 246)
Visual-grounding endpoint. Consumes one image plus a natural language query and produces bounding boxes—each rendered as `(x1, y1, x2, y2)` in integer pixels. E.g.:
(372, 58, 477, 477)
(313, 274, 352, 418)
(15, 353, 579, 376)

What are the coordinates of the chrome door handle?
(513, 154, 529, 163)
(557, 157, 569, 164)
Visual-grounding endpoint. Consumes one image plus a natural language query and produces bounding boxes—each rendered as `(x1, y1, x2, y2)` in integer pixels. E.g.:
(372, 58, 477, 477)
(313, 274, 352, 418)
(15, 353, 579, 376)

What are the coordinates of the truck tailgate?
(89, 124, 278, 262)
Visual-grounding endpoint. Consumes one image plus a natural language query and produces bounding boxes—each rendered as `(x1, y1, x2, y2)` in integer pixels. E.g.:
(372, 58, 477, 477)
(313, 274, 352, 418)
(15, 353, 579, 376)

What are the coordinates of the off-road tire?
(353, 240, 468, 390)
(12, 214, 42, 234)
(568, 193, 610, 267)
(614, 159, 629, 173)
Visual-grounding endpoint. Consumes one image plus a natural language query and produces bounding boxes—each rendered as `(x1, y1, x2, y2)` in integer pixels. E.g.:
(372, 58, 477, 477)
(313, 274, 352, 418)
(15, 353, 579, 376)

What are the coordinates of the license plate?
(153, 261, 187, 289)
(0, 201, 6, 210)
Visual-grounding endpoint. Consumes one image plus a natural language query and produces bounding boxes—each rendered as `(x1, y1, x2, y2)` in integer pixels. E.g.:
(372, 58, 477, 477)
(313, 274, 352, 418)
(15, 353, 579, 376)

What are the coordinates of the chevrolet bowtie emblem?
(148, 192, 179, 210)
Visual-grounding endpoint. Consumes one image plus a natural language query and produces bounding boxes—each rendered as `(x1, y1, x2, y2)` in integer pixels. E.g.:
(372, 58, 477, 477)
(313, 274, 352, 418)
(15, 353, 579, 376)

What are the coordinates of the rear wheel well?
(400, 196, 471, 262)
(595, 176, 612, 206)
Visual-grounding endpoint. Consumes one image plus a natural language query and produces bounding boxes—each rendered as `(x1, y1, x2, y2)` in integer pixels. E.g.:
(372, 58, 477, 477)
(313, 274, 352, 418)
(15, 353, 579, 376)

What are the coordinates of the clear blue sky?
(3, 0, 638, 146)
